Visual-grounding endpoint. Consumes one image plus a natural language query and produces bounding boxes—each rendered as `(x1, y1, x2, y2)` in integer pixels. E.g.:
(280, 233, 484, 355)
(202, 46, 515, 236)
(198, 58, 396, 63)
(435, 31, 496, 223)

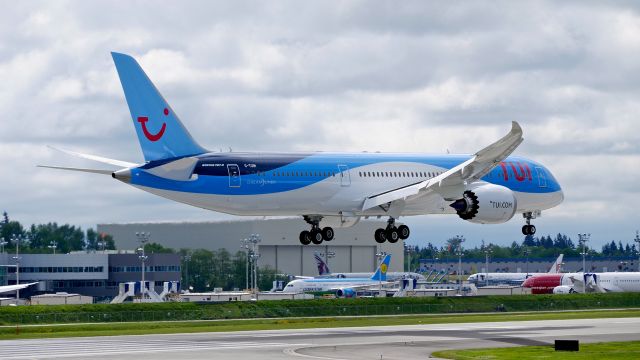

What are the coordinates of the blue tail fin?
(111, 52, 207, 162)
(371, 254, 391, 281)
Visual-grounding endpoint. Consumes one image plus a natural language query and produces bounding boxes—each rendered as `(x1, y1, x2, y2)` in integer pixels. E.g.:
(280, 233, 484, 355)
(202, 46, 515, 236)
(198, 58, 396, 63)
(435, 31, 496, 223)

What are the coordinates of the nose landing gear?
(522, 211, 538, 236)
(374, 218, 410, 243)
(299, 216, 334, 245)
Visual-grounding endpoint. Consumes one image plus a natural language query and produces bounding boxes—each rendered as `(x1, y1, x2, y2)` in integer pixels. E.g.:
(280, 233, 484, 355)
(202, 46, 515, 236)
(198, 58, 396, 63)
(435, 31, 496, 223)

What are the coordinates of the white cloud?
(1, 0, 639, 248)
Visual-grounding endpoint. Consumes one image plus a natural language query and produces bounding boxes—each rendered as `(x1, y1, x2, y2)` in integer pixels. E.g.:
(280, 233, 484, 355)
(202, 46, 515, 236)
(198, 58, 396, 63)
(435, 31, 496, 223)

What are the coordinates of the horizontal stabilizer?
(48, 146, 137, 168)
(37, 165, 115, 175)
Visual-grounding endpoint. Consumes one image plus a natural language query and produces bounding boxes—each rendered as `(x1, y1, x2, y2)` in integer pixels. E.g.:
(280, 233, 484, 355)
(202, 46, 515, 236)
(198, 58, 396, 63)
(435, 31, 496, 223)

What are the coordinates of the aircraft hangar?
(97, 218, 404, 276)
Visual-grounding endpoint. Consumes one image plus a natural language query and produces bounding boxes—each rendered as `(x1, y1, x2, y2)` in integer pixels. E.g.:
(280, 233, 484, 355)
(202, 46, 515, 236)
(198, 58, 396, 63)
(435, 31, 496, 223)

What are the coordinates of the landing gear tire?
(397, 225, 410, 240)
(299, 231, 311, 245)
(386, 227, 399, 243)
(322, 227, 334, 241)
(521, 224, 536, 236)
(374, 228, 387, 243)
(310, 229, 324, 245)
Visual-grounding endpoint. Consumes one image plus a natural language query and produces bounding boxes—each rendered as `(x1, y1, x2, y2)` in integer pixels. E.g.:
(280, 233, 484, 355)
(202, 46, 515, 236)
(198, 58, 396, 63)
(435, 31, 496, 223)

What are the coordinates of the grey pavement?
(1, 317, 639, 359)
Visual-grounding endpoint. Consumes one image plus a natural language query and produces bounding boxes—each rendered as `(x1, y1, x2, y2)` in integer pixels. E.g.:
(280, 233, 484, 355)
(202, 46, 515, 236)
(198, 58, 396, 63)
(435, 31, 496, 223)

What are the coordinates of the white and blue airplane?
(283, 254, 392, 297)
(314, 252, 425, 281)
(41, 52, 563, 245)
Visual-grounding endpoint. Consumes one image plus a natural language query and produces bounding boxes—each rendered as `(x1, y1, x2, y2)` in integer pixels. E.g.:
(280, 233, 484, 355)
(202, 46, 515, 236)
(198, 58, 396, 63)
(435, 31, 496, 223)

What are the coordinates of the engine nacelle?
(450, 184, 517, 224)
(553, 285, 574, 294)
(335, 288, 356, 298)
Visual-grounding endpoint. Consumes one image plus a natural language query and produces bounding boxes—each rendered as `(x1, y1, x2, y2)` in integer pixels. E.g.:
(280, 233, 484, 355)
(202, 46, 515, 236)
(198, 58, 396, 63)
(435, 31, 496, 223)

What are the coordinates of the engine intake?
(450, 184, 517, 224)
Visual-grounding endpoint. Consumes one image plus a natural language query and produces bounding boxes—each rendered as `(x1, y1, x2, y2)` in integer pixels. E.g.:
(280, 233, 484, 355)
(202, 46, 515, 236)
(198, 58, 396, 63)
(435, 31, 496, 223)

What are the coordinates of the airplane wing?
(329, 282, 394, 292)
(362, 122, 523, 212)
(0, 282, 38, 294)
(567, 274, 606, 293)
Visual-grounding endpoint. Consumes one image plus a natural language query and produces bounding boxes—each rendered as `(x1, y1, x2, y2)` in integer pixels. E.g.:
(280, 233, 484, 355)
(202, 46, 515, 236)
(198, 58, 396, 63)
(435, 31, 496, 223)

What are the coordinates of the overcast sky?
(1, 1, 639, 249)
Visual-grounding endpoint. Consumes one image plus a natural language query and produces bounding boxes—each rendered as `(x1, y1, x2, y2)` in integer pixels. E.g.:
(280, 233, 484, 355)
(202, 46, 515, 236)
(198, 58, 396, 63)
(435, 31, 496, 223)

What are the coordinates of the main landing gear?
(374, 218, 410, 244)
(299, 216, 334, 245)
(522, 211, 537, 236)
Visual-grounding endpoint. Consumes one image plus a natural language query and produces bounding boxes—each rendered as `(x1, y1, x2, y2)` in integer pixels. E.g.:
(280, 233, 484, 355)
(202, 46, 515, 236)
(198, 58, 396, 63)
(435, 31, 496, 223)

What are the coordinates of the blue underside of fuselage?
(130, 152, 562, 195)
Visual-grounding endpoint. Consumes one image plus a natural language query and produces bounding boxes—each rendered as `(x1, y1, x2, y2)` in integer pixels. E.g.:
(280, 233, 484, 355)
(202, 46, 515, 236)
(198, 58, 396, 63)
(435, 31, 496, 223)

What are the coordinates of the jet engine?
(552, 285, 575, 294)
(450, 184, 517, 224)
(335, 288, 356, 298)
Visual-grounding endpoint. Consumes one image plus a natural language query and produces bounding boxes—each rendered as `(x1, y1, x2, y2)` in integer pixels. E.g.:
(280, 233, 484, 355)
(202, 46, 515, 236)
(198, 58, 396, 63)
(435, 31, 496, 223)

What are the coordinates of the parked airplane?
(523, 272, 640, 294)
(467, 254, 564, 285)
(314, 252, 425, 281)
(40, 52, 563, 245)
(282, 254, 392, 297)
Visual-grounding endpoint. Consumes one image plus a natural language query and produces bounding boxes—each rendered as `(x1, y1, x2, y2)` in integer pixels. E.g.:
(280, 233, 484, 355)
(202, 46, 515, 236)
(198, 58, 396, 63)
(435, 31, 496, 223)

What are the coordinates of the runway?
(2, 317, 640, 359)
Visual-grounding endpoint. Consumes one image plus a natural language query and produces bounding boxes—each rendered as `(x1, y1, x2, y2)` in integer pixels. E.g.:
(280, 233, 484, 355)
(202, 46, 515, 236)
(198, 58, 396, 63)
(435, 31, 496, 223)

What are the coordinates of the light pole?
(182, 252, 191, 291)
(0, 237, 7, 254)
(48, 240, 58, 254)
(241, 234, 261, 292)
(454, 235, 465, 293)
(375, 251, 387, 296)
(634, 231, 640, 272)
(483, 243, 492, 287)
(135, 232, 150, 300)
(523, 247, 530, 277)
(240, 239, 249, 290)
(578, 233, 590, 273)
(404, 243, 415, 273)
(11, 234, 21, 300)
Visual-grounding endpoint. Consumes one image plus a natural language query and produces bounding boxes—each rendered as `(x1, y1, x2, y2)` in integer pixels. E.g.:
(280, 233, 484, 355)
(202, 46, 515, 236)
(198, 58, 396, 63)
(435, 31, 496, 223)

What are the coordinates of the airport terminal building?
(98, 218, 404, 276)
(0, 252, 181, 299)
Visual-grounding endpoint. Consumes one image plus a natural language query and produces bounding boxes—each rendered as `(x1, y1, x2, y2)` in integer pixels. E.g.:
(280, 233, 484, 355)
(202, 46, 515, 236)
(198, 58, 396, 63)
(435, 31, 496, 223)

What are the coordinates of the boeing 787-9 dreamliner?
(41, 52, 564, 245)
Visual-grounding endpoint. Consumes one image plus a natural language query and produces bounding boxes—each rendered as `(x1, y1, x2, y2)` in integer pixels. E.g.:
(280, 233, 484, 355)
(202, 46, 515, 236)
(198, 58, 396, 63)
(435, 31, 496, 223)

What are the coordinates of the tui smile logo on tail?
(137, 108, 169, 142)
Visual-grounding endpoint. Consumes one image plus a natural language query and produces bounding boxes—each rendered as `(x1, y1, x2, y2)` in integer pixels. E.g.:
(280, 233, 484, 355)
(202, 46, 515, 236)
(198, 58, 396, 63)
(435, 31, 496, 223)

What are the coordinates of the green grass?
(2, 292, 640, 325)
(0, 308, 639, 340)
(433, 341, 640, 359)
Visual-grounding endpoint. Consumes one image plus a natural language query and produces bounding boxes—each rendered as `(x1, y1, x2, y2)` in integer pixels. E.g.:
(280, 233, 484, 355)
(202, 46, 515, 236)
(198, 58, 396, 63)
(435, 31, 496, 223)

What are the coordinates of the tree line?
(0, 211, 115, 253)
(408, 232, 639, 270)
(141, 242, 286, 292)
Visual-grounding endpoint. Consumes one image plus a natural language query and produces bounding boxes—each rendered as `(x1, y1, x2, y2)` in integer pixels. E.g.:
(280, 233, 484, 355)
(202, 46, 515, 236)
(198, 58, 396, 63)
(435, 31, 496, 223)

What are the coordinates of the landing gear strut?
(374, 218, 410, 243)
(522, 211, 537, 236)
(299, 216, 334, 245)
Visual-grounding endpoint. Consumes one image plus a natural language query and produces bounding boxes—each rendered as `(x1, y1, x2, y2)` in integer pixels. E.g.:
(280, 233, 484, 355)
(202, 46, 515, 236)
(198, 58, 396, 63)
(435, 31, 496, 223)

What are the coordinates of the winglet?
(475, 121, 523, 160)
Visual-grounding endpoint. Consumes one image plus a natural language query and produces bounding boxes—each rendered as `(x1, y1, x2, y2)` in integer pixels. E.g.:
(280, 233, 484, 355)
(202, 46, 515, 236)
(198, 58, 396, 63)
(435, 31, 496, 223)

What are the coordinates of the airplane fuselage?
(128, 152, 563, 219)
